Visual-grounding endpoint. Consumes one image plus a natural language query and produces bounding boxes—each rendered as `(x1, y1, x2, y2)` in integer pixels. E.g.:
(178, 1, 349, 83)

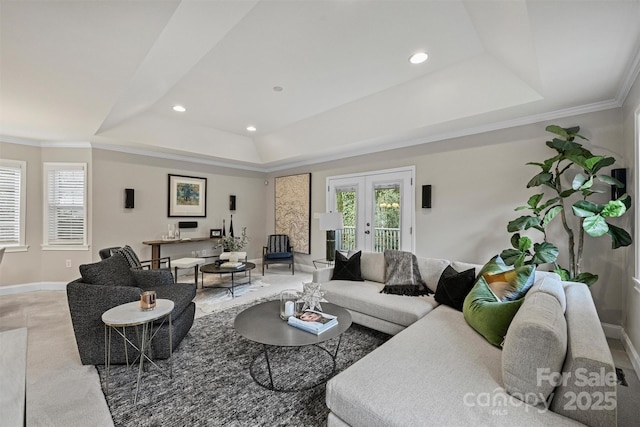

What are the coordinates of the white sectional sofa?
(313, 252, 616, 427)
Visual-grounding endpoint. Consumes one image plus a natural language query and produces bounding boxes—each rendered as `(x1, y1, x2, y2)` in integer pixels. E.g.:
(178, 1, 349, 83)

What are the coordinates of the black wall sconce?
(422, 185, 432, 209)
(124, 188, 134, 209)
(611, 168, 627, 200)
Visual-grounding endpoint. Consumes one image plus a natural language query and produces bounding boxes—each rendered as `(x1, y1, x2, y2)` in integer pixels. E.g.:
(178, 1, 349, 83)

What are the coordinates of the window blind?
(0, 163, 22, 245)
(44, 164, 86, 245)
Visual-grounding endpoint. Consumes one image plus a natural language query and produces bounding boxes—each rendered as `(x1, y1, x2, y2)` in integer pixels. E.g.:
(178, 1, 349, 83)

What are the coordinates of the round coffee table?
(234, 300, 352, 391)
(200, 262, 255, 297)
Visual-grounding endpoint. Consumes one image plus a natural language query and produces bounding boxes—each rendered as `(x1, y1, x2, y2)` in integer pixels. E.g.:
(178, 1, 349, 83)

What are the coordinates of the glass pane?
(373, 184, 400, 252)
(336, 188, 356, 252)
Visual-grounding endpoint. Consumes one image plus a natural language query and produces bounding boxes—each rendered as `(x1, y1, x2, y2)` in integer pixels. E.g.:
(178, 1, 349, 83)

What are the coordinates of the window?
(0, 159, 27, 250)
(43, 163, 88, 249)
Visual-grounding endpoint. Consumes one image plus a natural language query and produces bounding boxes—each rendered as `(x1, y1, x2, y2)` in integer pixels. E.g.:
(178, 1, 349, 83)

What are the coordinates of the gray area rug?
(96, 299, 390, 426)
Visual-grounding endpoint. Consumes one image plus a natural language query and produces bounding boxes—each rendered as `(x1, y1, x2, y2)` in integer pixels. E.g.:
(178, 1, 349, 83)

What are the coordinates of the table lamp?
(319, 212, 344, 261)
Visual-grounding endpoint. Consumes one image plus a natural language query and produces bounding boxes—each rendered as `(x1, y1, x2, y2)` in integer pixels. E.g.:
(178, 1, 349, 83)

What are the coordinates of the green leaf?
(542, 206, 563, 227)
(547, 138, 582, 153)
(618, 194, 632, 210)
(527, 172, 553, 188)
(554, 267, 570, 281)
(572, 200, 600, 217)
(597, 174, 623, 187)
(584, 156, 603, 171)
(518, 236, 532, 251)
(510, 233, 521, 249)
(590, 157, 615, 174)
(531, 242, 559, 265)
(607, 224, 632, 249)
(560, 189, 578, 198)
(515, 205, 528, 211)
(579, 176, 594, 190)
(572, 173, 588, 190)
(601, 200, 626, 218)
(507, 216, 541, 232)
(574, 272, 598, 286)
(500, 249, 524, 266)
(527, 194, 543, 209)
(583, 215, 609, 237)
(546, 125, 570, 139)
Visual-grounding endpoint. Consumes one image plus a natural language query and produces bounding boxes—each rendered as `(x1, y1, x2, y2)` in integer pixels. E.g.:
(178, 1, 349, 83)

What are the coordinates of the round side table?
(102, 299, 174, 403)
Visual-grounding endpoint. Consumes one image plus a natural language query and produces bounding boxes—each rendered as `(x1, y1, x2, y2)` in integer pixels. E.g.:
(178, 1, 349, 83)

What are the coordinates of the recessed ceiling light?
(409, 52, 428, 65)
(273, 86, 283, 92)
(246, 125, 257, 132)
(172, 105, 186, 112)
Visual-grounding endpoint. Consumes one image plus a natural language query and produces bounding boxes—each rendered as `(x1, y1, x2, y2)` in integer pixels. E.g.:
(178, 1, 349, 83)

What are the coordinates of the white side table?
(102, 299, 174, 403)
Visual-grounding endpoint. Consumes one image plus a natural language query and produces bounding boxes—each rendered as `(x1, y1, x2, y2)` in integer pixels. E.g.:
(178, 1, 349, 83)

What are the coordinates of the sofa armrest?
(66, 280, 142, 365)
(549, 282, 616, 426)
(313, 267, 334, 283)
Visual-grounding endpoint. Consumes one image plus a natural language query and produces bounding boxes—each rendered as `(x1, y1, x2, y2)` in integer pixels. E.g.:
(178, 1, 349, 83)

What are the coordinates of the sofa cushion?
(322, 280, 437, 327)
(79, 254, 136, 287)
(502, 291, 567, 405)
(416, 257, 451, 293)
(360, 251, 385, 283)
(434, 265, 475, 311)
(483, 264, 535, 302)
(463, 276, 524, 347)
(332, 251, 364, 281)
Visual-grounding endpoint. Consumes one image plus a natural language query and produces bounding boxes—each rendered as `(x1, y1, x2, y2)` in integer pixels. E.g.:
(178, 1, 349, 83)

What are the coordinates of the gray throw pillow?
(79, 253, 137, 287)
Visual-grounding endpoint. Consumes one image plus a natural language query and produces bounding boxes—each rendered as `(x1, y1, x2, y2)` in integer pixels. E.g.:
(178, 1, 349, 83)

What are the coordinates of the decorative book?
(287, 309, 338, 335)
(220, 261, 244, 269)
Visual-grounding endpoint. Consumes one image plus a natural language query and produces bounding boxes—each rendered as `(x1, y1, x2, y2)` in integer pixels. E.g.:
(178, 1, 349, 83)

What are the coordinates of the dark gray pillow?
(331, 251, 364, 281)
(79, 253, 136, 287)
(434, 265, 475, 311)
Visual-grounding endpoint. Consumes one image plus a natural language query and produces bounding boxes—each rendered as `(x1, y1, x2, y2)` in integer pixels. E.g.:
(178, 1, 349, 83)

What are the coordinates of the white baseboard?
(622, 330, 640, 381)
(0, 282, 67, 296)
(602, 322, 623, 339)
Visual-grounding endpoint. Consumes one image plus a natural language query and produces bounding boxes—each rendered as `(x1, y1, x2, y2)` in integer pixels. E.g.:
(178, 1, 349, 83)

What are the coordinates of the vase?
(280, 289, 299, 320)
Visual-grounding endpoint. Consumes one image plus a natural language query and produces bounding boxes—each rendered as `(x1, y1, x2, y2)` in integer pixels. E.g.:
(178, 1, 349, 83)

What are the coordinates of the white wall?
(269, 108, 629, 325)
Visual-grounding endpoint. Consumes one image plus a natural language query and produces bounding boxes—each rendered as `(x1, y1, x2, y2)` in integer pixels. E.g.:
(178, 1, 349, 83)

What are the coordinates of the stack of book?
(220, 261, 244, 269)
(287, 309, 338, 335)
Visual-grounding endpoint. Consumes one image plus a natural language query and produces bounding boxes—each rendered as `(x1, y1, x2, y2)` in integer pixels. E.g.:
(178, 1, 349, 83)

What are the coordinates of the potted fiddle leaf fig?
(500, 125, 632, 285)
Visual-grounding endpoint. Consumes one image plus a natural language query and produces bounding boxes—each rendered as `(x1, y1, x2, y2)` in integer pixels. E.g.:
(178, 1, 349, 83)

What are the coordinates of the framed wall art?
(168, 174, 207, 217)
(275, 172, 311, 254)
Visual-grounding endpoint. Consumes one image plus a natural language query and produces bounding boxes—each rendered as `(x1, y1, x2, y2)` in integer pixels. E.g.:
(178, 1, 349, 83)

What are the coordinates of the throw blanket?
(381, 250, 432, 296)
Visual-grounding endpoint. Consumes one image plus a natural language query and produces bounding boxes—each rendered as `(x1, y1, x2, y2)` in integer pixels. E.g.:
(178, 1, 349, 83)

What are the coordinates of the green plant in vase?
(500, 125, 632, 285)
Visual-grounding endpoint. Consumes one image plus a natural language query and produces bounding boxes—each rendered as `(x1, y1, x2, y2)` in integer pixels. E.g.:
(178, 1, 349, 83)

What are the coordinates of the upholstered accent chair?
(262, 234, 294, 275)
(67, 252, 195, 365)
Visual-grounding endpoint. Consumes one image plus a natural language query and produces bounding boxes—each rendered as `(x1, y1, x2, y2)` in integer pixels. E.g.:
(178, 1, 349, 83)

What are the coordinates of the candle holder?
(279, 289, 299, 320)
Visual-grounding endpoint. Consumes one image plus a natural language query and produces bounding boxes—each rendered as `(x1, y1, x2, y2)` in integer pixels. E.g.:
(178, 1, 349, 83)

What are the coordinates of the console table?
(143, 237, 220, 268)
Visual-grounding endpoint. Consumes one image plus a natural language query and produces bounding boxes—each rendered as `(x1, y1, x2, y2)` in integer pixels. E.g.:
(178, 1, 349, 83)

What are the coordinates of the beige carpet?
(1, 267, 639, 426)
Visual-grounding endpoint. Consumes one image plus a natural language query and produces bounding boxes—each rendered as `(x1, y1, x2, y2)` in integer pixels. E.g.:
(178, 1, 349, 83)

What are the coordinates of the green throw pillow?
(463, 277, 524, 347)
(462, 255, 534, 347)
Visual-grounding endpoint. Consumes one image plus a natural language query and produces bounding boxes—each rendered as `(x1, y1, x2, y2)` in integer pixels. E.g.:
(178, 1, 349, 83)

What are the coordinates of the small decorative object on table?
(297, 282, 324, 312)
(140, 291, 156, 311)
(280, 289, 299, 320)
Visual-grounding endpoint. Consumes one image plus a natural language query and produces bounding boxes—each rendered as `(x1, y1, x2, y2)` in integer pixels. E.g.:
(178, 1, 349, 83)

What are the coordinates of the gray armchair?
(66, 253, 195, 365)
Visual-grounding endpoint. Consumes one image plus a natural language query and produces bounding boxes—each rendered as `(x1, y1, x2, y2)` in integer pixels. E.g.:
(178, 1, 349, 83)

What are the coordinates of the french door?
(326, 167, 415, 253)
